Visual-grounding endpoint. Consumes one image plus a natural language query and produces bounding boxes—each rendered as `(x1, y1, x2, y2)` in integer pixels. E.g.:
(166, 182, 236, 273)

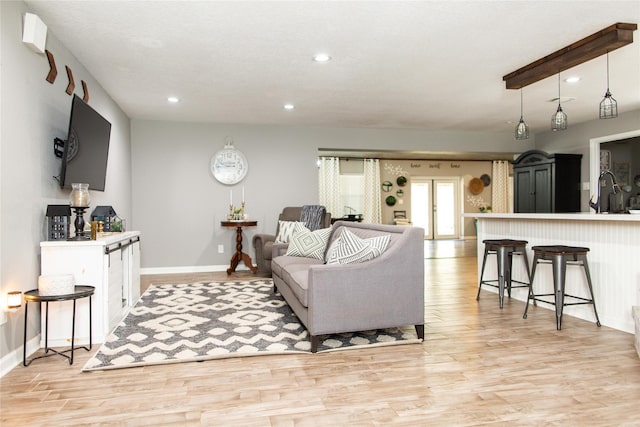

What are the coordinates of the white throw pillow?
(285, 228, 332, 260)
(275, 221, 307, 243)
(326, 228, 390, 264)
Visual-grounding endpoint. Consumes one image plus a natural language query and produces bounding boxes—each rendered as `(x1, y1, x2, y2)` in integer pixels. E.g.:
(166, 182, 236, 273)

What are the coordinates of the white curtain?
(363, 158, 382, 223)
(318, 157, 341, 218)
(491, 160, 513, 213)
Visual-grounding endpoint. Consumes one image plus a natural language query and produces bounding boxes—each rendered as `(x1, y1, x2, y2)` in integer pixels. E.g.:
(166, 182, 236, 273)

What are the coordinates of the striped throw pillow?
(326, 229, 390, 264)
(275, 221, 308, 243)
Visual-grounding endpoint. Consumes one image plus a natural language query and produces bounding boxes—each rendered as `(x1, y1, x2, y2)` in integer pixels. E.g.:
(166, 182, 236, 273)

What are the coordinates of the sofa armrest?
(272, 242, 289, 258)
(252, 233, 276, 274)
(252, 233, 275, 249)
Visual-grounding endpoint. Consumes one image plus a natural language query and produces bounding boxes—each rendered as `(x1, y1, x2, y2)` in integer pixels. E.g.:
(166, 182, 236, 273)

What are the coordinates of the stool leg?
(521, 249, 532, 285)
(579, 255, 601, 327)
(497, 247, 507, 309)
(552, 254, 567, 330)
(523, 253, 539, 319)
(506, 250, 514, 299)
(476, 247, 490, 301)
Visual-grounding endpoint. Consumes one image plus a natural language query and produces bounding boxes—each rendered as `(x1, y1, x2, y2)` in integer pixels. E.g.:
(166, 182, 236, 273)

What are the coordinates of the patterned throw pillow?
(275, 221, 308, 243)
(326, 228, 390, 264)
(285, 228, 332, 260)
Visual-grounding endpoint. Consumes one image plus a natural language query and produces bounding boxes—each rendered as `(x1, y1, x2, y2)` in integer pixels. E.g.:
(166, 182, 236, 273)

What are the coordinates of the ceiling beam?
(503, 22, 637, 90)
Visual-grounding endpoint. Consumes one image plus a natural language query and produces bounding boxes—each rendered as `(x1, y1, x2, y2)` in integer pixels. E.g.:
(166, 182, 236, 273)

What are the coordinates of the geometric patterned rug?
(83, 279, 421, 371)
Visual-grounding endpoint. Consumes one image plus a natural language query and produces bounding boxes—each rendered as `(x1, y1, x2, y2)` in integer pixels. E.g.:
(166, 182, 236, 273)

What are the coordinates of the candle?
(230, 189, 233, 206)
(242, 186, 245, 203)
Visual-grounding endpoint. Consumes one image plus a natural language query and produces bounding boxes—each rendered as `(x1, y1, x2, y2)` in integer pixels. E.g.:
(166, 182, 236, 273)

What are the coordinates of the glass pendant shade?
(515, 117, 529, 140)
(551, 74, 567, 131)
(515, 89, 529, 140)
(599, 52, 618, 119)
(551, 105, 568, 131)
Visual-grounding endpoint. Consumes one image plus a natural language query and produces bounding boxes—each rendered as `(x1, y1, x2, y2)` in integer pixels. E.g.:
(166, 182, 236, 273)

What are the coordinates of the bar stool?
(523, 245, 601, 330)
(477, 239, 531, 309)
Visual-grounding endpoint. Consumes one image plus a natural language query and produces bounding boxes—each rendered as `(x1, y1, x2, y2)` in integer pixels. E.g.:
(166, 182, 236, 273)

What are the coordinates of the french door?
(411, 178, 460, 240)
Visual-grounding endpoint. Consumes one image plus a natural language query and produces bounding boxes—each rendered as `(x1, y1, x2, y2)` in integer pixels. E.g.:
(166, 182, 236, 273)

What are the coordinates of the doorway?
(411, 177, 460, 240)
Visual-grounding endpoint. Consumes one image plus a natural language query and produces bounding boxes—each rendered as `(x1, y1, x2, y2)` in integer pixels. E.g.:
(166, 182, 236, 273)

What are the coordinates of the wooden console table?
(221, 220, 258, 275)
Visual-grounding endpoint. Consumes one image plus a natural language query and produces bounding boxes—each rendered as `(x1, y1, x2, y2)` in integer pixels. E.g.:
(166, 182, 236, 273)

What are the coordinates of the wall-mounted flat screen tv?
(58, 95, 111, 191)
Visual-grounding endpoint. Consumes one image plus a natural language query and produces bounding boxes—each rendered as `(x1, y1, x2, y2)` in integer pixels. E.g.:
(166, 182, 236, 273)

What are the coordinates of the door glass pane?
(435, 181, 455, 237)
(340, 174, 364, 217)
(410, 181, 430, 238)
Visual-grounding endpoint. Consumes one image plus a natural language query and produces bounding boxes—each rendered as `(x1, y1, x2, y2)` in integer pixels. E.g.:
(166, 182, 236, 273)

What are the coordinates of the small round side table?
(23, 285, 94, 366)
(220, 220, 258, 275)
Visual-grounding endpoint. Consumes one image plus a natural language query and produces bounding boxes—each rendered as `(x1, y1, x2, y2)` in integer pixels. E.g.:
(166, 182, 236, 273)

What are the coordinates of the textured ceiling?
(25, 1, 640, 135)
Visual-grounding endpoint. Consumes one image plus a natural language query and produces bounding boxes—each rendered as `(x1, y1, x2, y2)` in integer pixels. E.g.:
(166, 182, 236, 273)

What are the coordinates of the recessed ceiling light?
(564, 76, 581, 83)
(167, 96, 180, 103)
(312, 53, 331, 62)
(284, 103, 295, 110)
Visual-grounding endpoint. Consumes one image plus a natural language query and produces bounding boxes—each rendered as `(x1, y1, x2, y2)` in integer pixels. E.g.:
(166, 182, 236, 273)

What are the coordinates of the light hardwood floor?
(2, 242, 639, 426)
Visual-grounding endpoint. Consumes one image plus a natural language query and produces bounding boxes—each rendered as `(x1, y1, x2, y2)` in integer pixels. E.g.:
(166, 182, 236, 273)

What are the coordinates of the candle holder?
(69, 206, 90, 240)
(69, 183, 90, 240)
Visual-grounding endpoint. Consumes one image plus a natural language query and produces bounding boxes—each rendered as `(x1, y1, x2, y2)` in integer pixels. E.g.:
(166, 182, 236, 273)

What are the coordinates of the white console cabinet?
(39, 231, 141, 347)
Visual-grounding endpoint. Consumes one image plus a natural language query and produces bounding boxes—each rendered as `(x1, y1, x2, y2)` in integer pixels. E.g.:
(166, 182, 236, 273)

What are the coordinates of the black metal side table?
(23, 285, 94, 366)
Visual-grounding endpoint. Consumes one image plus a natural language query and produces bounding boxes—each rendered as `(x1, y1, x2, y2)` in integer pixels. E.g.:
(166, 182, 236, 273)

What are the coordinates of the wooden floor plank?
(2, 242, 639, 425)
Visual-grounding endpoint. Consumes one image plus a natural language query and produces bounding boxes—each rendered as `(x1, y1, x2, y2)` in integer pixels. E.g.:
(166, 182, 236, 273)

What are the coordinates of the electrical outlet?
(218, 244, 224, 254)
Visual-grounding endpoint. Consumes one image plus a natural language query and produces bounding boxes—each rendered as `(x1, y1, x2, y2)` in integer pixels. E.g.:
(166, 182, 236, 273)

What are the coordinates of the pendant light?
(551, 73, 567, 131)
(599, 51, 618, 119)
(515, 88, 529, 140)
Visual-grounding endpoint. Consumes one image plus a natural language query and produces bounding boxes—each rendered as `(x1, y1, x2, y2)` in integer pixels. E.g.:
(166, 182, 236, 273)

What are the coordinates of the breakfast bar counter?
(466, 213, 640, 333)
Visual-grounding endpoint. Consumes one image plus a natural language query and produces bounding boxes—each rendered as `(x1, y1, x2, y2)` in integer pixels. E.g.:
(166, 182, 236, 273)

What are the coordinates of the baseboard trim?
(140, 265, 250, 275)
(1, 334, 40, 378)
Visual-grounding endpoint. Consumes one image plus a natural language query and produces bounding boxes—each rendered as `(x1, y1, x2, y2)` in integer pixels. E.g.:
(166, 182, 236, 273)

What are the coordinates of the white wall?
(131, 121, 519, 270)
(0, 1, 131, 368)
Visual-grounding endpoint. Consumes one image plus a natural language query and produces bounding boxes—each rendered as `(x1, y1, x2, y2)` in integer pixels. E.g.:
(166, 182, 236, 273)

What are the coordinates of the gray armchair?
(252, 206, 331, 275)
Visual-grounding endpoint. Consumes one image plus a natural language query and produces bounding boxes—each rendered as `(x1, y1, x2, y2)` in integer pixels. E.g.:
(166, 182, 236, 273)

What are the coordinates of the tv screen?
(58, 95, 111, 191)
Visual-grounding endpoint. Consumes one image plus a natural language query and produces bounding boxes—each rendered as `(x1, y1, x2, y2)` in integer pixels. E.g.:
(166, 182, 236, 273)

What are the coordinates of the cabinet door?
(107, 250, 124, 331)
(514, 168, 533, 212)
(129, 241, 141, 302)
(533, 165, 552, 213)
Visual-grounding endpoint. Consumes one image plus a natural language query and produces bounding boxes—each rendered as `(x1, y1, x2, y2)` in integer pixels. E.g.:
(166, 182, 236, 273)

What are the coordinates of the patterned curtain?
(318, 157, 341, 218)
(363, 158, 382, 223)
(491, 160, 513, 213)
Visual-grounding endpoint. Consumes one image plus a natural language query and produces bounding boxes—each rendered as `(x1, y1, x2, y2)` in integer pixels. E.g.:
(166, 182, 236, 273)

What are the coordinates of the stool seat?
(531, 245, 589, 255)
(477, 239, 531, 309)
(524, 245, 600, 330)
(484, 239, 529, 248)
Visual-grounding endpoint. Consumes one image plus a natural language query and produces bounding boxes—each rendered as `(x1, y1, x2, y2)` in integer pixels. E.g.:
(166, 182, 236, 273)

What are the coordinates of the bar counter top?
(464, 212, 640, 222)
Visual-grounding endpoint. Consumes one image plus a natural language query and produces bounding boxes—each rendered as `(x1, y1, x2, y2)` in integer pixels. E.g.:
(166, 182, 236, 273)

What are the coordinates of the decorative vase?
(70, 183, 90, 207)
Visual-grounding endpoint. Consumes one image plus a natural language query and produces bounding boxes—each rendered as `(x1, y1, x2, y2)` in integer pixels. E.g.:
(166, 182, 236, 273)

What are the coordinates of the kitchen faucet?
(589, 170, 620, 213)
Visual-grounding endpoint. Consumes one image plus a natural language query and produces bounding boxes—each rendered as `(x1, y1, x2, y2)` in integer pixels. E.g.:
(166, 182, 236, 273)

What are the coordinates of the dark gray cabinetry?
(512, 150, 582, 213)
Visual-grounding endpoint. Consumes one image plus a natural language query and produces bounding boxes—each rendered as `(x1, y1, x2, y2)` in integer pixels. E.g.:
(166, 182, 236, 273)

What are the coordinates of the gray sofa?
(252, 206, 331, 275)
(271, 221, 425, 352)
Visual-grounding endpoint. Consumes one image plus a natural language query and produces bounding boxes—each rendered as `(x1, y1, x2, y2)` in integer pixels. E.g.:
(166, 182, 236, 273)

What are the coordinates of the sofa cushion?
(271, 255, 320, 280)
(326, 228, 390, 264)
(272, 256, 322, 307)
(275, 221, 308, 243)
(285, 227, 332, 260)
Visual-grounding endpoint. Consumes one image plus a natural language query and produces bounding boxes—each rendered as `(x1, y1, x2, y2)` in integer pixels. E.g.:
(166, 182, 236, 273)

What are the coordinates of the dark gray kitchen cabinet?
(512, 150, 582, 213)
